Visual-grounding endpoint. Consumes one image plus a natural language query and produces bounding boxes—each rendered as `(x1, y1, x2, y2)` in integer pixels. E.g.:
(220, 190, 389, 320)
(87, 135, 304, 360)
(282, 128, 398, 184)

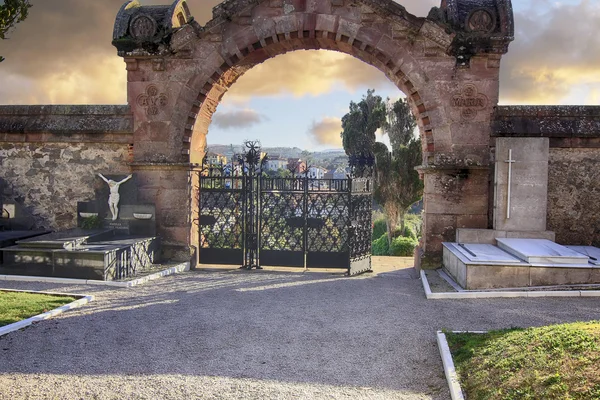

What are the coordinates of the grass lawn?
(0, 291, 77, 327)
(446, 321, 600, 399)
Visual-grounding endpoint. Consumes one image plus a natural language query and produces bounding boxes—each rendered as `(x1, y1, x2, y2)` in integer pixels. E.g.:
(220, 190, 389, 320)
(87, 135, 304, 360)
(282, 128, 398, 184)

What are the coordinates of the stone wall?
(0, 105, 133, 231)
(493, 105, 600, 246)
(548, 148, 600, 246)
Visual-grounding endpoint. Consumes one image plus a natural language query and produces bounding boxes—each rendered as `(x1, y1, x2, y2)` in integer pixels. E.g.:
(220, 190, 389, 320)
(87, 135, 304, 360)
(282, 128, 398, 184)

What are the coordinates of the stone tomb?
(0, 228, 159, 280)
(443, 239, 600, 290)
(0, 173, 160, 281)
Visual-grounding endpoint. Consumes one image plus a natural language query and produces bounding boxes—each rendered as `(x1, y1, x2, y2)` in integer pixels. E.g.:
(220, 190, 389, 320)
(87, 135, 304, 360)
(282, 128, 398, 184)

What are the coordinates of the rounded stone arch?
(178, 37, 438, 164)
(113, 0, 515, 265)
(170, 5, 448, 165)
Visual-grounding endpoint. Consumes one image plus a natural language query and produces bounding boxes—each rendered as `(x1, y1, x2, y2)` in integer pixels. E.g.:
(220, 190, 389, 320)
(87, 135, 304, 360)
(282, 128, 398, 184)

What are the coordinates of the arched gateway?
(112, 0, 514, 266)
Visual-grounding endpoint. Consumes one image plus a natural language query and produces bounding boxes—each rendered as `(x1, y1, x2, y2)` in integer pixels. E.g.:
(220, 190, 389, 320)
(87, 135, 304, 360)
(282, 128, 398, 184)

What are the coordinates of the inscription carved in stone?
(452, 84, 488, 120)
(130, 14, 157, 39)
(467, 9, 496, 33)
(137, 85, 168, 116)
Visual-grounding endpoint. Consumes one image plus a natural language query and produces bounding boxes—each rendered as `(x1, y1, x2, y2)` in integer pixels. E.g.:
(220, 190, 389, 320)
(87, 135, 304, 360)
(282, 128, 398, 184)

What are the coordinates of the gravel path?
(1, 267, 600, 399)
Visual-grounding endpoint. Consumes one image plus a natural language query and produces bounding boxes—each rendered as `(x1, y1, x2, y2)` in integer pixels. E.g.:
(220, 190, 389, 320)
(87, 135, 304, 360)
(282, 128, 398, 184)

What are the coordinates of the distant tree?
(0, 0, 32, 62)
(375, 98, 423, 245)
(340, 89, 386, 177)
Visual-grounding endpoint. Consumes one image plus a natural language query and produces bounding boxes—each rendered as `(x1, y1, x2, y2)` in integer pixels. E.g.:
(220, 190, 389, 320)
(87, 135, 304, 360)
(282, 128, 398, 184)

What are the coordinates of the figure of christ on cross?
(98, 174, 133, 221)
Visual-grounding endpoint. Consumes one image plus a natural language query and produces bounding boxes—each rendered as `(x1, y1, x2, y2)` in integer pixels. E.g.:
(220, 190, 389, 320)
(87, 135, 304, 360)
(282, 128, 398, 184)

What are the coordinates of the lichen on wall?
(548, 148, 600, 246)
(0, 142, 130, 231)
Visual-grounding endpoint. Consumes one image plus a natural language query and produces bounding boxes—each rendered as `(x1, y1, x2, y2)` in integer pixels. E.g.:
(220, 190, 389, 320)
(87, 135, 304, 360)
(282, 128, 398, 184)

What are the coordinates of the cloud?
(308, 117, 342, 147)
(500, 1, 600, 104)
(226, 50, 394, 99)
(211, 108, 267, 129)
(0, 0, 598, 106)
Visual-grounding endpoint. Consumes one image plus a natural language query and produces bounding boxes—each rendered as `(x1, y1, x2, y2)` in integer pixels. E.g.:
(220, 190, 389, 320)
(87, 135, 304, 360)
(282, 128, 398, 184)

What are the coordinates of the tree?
(340, 89, 386, 177)
(375, 98, 423, 245)
(341, 90, 423, 246)
(0, 0, 32, 62)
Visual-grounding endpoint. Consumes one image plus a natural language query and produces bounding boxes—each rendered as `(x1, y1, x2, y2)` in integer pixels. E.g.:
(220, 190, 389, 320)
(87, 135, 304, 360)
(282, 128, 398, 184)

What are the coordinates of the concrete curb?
(436, 331, 465, 400)
(0, 289, 94, 337)
(0, 262, 190, 288)
(420, 270, 600, 299)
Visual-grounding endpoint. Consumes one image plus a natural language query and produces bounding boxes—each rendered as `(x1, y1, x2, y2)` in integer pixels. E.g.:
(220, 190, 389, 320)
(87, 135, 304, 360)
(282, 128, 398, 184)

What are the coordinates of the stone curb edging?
(436, 331, 465, 400)
(420, 270, 600, 299)
(0, 289, 94, 337)
(0, 262, 190, 288)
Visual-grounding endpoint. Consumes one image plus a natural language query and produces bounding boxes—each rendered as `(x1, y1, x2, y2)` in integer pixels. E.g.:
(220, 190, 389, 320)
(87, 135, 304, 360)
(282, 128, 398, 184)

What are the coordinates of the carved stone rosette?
(136, 85, 169, 116)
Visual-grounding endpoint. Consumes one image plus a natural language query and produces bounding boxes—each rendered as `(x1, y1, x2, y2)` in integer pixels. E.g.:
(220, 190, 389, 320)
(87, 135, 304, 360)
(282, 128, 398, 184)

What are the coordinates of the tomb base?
(443, 240, 600, 290)
(0, 228, 159, 281)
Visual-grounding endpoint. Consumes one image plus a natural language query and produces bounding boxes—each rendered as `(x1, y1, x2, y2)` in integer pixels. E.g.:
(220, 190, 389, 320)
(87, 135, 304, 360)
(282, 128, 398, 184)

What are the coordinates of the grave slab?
(16, 228, 115, 249)
(566, 246, 600, 266)
(497, 238, 589, 265)
(454, 243, 522, 263)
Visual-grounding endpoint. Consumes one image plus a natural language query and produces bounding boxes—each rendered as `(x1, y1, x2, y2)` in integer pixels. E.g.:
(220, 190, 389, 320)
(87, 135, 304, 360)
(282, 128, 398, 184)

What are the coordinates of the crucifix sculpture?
(98, 174, 132, 221)
(504, 149, 516, 219)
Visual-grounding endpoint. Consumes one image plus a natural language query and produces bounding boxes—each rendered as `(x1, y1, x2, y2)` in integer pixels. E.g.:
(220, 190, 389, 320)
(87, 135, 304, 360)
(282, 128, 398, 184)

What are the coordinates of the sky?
(0, 0, 599, 151)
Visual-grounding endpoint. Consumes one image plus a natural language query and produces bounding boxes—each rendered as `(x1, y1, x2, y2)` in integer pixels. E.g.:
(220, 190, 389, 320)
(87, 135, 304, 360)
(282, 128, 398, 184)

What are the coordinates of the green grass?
(446, 321, 600, 399)
(0, 291, 76, 327)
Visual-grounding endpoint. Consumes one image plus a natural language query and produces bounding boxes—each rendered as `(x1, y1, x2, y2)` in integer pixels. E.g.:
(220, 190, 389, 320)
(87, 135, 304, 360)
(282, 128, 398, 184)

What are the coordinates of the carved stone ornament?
(466, 9, 496, 34)
(130, 14, 157, 39)
(136, 85, 169, 116)
(452, 84, 488, 120)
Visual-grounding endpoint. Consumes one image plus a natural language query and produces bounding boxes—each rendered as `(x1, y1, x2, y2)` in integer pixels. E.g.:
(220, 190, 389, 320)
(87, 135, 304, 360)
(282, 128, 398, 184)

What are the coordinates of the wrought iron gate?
(197, 146, 373, 276)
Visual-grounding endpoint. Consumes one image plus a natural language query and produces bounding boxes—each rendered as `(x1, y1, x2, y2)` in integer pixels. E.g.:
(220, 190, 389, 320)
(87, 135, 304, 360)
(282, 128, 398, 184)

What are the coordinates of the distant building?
(333, 167, 347, 180)
(265, 155, 288, 171)
(205, 152, 227, 166)
(307, 166, 328, 179)
(287, 158, 306, 175)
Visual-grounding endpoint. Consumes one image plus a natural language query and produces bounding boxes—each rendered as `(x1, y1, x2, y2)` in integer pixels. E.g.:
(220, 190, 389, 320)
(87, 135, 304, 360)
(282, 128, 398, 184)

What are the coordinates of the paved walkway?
(1, 264, 599, 399)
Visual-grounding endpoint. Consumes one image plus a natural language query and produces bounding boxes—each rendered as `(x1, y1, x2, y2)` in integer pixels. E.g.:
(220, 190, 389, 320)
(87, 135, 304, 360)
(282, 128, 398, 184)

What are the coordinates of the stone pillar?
(420, 166, 490, 269)
(131, 163, 193, 262)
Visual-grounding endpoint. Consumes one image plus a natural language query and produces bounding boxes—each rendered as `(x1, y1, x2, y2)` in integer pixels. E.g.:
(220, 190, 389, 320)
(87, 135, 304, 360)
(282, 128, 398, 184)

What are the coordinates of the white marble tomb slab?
(497, 238, 589, 265)
(566, 246, 600, 266)
(454, 243, 523, 263)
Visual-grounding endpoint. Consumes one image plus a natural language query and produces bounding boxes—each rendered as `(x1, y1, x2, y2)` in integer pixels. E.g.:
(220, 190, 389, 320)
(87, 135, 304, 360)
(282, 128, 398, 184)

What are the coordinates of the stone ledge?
(0, 105, 133, 136)
(493, 106, 600, 138)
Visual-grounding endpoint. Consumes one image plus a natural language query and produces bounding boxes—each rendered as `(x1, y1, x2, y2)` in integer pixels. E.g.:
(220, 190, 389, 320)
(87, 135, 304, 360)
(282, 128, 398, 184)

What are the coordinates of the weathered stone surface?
(0, 143, 130, 231)
(547, 148, 600, 247)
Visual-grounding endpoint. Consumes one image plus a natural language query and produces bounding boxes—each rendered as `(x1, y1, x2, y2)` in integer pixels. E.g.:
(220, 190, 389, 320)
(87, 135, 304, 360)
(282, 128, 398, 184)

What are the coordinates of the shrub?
(389, 236, 417, 257)
(372, 218, 387, 241)
(372, 233, 390, 256)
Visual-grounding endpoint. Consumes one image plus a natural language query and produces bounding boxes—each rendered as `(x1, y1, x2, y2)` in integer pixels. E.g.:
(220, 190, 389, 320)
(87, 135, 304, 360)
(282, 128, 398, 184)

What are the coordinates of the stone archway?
(113, 0, 514, 265)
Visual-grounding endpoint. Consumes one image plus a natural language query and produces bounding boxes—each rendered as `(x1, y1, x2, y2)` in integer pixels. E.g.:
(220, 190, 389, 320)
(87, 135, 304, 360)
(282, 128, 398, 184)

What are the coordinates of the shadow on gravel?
(1, 267, 599, 399)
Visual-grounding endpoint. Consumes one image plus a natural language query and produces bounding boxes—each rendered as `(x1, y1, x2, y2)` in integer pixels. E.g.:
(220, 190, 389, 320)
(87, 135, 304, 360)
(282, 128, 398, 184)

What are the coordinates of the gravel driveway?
(1, 267, 599, 399)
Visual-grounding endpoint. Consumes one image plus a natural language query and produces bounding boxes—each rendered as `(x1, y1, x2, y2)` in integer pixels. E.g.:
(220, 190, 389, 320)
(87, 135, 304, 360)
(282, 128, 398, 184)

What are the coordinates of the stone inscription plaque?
(452, 84, 488, 120)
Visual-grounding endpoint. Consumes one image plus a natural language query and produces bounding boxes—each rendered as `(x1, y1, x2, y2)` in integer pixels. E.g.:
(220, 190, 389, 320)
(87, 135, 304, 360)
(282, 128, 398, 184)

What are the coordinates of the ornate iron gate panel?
(305, 179, 350, 268)
(197, 144, 373, 275)
(198, 176, 244, 265)
(349, 178, 373, 275)
(259, 178, 305, 267)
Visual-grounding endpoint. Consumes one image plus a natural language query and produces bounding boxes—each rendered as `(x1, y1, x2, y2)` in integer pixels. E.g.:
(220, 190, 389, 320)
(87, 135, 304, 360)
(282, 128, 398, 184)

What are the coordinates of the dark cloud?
(308, 117, 342, 146)
(212, 108, 267, 129)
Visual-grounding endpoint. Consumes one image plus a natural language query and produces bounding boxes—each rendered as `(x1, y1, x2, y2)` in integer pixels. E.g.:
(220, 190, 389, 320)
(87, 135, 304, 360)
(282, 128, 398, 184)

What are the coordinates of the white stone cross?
(504, 149, 516, 219)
